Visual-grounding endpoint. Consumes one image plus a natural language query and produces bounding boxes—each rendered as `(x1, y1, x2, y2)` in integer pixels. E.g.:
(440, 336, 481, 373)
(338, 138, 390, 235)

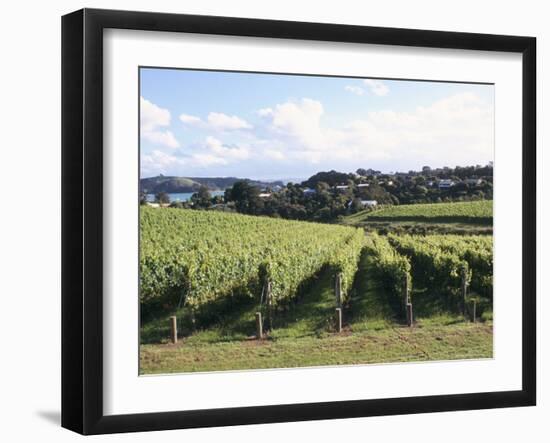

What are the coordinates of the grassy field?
(343, 200, 493, 228)
(140, 251, 493, 374)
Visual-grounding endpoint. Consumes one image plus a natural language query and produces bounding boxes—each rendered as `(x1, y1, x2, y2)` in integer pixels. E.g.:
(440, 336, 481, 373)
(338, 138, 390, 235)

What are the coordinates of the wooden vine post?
(190, 308, 196, 332)
(461, 266, 469, 317)
(169, 316, 177, 344)
(334, 273, 342, 308)
(265, 280, 273, 331)
(335, 308, 342, 333)
(403, 275, 413, 327)
(406, 303, 413, 327)
(255, 312, 264, 339)
(403, 275, 410, 308)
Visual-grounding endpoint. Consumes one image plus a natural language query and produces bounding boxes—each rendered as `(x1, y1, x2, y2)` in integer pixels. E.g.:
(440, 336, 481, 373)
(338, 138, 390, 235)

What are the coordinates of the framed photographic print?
(61, 8, 536, 435)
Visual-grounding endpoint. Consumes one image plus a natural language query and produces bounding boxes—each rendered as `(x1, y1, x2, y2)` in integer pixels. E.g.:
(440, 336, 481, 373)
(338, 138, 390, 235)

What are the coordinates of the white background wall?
(0, 0, 546, 441)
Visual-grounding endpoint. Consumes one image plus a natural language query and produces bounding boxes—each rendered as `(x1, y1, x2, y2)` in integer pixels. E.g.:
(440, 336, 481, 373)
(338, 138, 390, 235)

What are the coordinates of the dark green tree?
(155, 192, 170, 205)
(226, 181, 264, 215)
(191, 185, 212, 209)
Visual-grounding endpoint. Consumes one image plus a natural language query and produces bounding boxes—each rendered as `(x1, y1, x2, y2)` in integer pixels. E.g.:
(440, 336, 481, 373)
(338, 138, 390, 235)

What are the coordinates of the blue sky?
(140, 68, 494, 181)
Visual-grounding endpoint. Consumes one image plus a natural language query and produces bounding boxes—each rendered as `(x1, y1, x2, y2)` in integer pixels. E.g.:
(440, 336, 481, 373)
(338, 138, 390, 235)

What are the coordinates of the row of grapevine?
(140, 207, 365, 312)
(388, 234, 470, 295)
(363, 233, 411, 308)
(421, 235, 493, 299)
(326, 229, 366, 303)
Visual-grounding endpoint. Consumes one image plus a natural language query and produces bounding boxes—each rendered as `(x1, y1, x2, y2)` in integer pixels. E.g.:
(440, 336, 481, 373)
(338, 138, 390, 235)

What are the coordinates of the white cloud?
(264, 149, 286, 160)
(256, 93, 493, 167)
(140, 97, 180, 148)
(189, 136, 251, 168)
(363, 79, 389, 96)
(141, 135, 254, 176)
(140, 97, 170, 132)
(258, 107, 274, 117)
(141, 149, 185, 176)
(190, 153, 229, 167)
(143, 92, 493, 177)
(205, 136, 250, 160)
(142, 130, 179, 149)
(259, 98, 326, 149)
(207, 112, 252, 130)
(141, 147, 228, 176)
(344, 85, 365, 96)
(179, 113, 202, 125)
(179, 111, 252, 131)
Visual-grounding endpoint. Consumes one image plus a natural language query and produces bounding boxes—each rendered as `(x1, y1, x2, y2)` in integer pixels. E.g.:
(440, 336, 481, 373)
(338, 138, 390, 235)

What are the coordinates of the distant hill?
(140, 175, 284, 194)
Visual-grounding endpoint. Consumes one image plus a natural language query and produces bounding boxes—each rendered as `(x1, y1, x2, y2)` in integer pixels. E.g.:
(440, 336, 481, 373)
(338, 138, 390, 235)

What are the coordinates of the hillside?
(140, 175, 284, 194)
(343, 200, 493, 226)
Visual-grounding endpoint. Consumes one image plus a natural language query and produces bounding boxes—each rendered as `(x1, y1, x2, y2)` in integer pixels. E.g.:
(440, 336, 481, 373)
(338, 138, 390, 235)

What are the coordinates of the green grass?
(343, 200, 493, 227)
(140, 252, 493, 374)
(140, 322, 492, 374)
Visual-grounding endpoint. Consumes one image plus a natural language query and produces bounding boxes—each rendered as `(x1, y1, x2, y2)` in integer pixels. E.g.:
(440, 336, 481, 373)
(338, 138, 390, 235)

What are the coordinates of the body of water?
(146, 190, 226, 202)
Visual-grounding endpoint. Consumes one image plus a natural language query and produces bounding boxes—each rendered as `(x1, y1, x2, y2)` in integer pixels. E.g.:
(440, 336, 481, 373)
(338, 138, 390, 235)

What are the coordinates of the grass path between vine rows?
(140, 253, 493, 374)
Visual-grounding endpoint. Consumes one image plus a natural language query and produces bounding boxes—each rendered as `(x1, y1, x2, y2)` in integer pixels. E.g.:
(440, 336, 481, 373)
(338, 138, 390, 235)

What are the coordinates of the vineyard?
(140, 207, 493, 373)
(344, 200, 493, 226)
(140, 207, 364, 313)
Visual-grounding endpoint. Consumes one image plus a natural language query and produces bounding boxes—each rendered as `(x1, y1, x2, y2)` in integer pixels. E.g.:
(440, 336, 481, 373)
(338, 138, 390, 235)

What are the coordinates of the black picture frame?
(62, 8, 536, 435)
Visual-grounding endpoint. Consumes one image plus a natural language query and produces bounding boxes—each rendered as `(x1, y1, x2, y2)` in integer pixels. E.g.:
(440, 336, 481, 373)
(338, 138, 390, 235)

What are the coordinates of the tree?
(226, 181, 264, 215)
(413, 185, 428, 196)
(316, 207, 332, 222)
(315, 181, 330, 193)
(303, 170, 353, 187)
(191, 185, 212, 209)
(139, 190, 148, 205)
(349, 197, 364, 213)
(356, 168, 368, 177)
(414, 176, 426, 186)
(155, 192, 170, 205)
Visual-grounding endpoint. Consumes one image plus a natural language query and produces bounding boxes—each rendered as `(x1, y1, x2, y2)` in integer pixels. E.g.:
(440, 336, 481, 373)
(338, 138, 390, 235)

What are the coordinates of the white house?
(438, 179, 455, 189)
(258, 193, 272, 198)
(357, 183, 370, 188)
(361, 200, 378, 207)
(335, 185, 349, 191)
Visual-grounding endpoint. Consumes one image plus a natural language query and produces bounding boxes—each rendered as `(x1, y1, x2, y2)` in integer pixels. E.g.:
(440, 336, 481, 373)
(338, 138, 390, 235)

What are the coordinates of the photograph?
(138, 67, 494, 375)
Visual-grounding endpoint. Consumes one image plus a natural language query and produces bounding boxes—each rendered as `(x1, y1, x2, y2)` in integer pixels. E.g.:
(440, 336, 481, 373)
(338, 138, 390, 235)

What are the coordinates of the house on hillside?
(258, 193, 272, 198)
(464, 178, 483, 186)
(302, 187, 316, 195)
(438, 179, 455, 189)
(357, 183, 370, 188)
(361, 200, 378, 207)
(335, 185, 349, 191)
